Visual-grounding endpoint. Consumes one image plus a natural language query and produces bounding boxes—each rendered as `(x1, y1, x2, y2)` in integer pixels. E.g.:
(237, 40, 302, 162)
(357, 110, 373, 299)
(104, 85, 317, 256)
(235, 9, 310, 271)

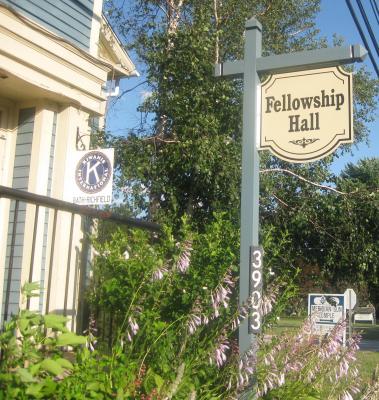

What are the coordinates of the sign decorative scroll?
(260, 66, 353, 163)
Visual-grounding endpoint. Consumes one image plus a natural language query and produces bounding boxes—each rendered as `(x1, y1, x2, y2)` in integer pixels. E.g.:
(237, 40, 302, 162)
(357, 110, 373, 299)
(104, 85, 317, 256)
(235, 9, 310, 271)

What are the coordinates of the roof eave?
(100, 14, 139, 78)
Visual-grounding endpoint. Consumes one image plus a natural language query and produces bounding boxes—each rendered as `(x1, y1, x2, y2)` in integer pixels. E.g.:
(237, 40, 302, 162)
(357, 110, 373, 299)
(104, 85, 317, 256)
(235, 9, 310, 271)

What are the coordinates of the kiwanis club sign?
(260, 66, 353, 162)
(72, 149, 114, 205)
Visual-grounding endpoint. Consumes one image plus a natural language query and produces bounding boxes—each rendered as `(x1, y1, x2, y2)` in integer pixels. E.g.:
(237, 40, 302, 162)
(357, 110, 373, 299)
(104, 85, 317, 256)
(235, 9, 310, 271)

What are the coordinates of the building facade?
(0, 0, 136, 330)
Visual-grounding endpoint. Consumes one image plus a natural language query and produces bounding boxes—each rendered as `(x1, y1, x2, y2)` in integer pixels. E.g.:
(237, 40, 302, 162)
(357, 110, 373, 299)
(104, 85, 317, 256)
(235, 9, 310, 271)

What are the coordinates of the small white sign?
(308, 293, 345, 337)
(71, 148, 114, 205)
(344, 288, 357, 310)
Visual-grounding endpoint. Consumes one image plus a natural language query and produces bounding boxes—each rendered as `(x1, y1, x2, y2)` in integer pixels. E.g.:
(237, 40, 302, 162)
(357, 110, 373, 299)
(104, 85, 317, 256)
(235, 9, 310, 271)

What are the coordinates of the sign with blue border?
(308, 293, 345, 337)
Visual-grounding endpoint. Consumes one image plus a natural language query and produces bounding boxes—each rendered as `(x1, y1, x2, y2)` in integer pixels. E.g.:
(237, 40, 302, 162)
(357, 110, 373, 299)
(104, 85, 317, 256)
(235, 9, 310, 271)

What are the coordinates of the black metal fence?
(0, 185, 161, 333)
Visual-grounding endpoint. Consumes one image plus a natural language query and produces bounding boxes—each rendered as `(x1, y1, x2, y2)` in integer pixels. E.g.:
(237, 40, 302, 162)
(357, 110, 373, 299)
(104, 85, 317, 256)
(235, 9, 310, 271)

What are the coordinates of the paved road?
(359, 339, 379, 352)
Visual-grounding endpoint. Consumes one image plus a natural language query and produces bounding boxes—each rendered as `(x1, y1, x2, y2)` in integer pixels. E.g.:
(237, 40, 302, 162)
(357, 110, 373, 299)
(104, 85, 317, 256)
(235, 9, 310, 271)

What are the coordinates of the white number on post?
(251, 290, 261, 309)
(249, 246, 263, 334)
(252, 250, 262, 268)
(251, 270, 262, 287)
(250, 312, 261, 331)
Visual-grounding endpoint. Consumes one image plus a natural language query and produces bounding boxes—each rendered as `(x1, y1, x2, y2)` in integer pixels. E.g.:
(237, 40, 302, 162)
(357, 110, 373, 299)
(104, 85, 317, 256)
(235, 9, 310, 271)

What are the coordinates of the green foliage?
(105, 0, 377, 231)
(1, 216, 279, 398)
(88, 214, 242, 398)
(2, 0, 377, 397)
(104, 0, 378, 317)
(341, 157, 379, 188)
(0, 284, 87, 399)
(104, 0, 326, 226)
(260, 157, 379, 310)
(1, 225, 376, 398)
(101, 0, 377, 395)
(88, 219, 377, 398)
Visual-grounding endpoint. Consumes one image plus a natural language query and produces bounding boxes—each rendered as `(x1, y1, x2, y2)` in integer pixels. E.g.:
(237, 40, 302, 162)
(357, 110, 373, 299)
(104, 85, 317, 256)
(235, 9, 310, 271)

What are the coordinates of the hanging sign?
(308, 293, 346, 337)
(71, 148, 114, 205)
(260, 66, 353, 163)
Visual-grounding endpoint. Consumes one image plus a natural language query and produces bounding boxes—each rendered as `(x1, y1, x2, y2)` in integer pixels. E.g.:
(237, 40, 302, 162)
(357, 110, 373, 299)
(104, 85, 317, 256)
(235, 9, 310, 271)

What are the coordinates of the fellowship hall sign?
(260, 66, 353, 163)
(215, 17, 367, 361)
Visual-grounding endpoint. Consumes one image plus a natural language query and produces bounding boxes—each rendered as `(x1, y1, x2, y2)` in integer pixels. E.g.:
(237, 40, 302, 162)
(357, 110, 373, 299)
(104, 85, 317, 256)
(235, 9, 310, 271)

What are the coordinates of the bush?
(1, 216, 377, 399)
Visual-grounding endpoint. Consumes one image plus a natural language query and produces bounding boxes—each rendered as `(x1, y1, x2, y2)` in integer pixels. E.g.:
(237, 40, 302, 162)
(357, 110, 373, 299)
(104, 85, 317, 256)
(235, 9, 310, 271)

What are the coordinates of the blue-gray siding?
(2, 108, 35, 322)
(2, 0, 94, 50)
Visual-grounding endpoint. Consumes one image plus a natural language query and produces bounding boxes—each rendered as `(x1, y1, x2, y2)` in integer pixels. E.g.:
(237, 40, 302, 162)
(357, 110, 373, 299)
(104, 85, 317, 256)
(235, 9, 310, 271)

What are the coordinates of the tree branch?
(271, 193, 289, 207)
(260, 168, 352, 195)
(289, 24, 313, 37)
(213, 0, 220, 64)
(155, 0, 170, 19)
(116, 80, 148, 101)
(267, 193, 343, 243)
(256, 3, 272, 17)
(142, 135, 179, 144)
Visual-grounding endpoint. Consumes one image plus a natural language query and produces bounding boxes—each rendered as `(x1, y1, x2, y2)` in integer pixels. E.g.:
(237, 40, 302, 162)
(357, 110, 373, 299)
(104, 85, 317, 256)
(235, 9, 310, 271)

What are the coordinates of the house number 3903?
(249, 246, 263, 334)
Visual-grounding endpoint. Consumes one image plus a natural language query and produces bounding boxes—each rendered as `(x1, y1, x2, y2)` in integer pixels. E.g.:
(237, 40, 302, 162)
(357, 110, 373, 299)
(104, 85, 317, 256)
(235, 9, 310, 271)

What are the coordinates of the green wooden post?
(239, 18, 262, 354)
(214, 16, 367, 398)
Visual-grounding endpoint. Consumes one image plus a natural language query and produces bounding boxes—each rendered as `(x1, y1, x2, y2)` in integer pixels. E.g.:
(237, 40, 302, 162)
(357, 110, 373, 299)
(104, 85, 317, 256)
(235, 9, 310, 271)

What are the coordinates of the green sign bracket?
(215, 44, 368, 78)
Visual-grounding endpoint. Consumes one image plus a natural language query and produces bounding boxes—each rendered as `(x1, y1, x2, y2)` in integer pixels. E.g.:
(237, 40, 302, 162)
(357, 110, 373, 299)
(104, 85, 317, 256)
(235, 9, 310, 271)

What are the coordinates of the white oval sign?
(260, 66, 353, 163)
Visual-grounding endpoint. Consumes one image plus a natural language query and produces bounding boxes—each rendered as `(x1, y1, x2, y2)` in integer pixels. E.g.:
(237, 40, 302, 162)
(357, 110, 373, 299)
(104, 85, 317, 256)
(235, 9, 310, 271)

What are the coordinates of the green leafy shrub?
(0, 283, 86, 399)
(1, 217, 377, 399)
(88, 214, 244, 398)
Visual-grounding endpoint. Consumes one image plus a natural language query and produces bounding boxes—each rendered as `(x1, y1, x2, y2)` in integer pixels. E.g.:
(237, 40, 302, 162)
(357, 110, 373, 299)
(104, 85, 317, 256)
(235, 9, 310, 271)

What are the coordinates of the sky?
(316, 0, 378, 172)
(106, 0, 378, 174)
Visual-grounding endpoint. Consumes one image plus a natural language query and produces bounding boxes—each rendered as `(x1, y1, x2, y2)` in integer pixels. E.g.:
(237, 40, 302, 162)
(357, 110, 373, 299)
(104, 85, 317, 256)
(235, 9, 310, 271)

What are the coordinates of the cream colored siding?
(0, 0, 137, 330)
(39, 111, 57, 312)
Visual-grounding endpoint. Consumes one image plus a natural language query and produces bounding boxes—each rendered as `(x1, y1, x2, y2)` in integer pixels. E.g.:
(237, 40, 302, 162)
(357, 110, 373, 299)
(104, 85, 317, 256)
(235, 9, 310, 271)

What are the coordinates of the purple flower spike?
(176, 240, 193, 273)
(210, 269, 235, 319)
(341, 390, 353, 400)
(187, 313, 202, 335)
(126, 316, 139, 341)
(151, 265, 169, 281)
(210, 337, 230, 368)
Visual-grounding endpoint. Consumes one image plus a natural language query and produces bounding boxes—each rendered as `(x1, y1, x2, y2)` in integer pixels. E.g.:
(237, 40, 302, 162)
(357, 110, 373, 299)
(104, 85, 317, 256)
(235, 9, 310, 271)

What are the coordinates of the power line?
(345, 0, 379, 77)
(356, 0, 379, 57)
(373, 0, 379, 18)
(369, 0, 379, 25)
